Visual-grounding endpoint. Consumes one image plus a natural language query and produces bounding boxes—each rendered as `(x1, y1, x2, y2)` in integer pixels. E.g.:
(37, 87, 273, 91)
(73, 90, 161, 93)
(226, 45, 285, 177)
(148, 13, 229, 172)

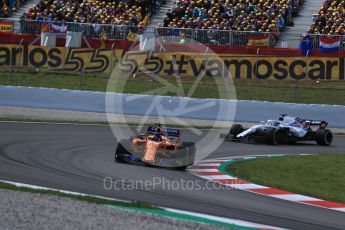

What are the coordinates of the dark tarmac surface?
(1, 122, 345, 230)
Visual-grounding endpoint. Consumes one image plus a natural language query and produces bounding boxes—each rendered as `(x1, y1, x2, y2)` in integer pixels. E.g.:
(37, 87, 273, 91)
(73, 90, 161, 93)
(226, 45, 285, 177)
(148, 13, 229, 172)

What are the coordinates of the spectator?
(163, 0, 302, 32)
(0, 0, 31, 17)
(0, 0, 11, 17)
(22, 0, 158, 26)
(308, 0, 345, 35)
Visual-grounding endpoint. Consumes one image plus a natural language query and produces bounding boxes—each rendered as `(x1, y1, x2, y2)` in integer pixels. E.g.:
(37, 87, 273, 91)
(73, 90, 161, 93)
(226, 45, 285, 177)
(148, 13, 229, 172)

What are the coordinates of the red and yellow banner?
(247, 36, 269, 46)
(0, 22, 13, 33)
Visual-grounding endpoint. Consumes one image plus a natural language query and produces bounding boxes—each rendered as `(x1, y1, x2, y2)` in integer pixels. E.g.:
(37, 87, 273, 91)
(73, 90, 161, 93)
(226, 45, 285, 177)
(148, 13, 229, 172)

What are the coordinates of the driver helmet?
(299, 121, 308, 129)
(273, 121, 280, 126)
(153, 127, 163, 141)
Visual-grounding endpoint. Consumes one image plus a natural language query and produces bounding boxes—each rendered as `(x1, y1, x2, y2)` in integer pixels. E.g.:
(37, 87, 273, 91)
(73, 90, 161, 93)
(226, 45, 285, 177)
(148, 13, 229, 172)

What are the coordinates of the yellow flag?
(143, 15, 149, 27)
(101, 29, 107, 48)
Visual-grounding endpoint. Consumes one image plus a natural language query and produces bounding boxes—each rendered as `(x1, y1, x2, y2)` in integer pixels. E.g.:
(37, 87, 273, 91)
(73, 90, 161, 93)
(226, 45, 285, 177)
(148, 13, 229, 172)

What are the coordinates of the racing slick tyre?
(276, 129, 289, 144)
(174, 142, 196, 170)
(115, 141, 131, 162)
(114, 152, 120, 162)
(230, 124, 244, 137)
(316, 129, 333, 146)
(175, 166, 188, 171)
(265, 128, 279, 145)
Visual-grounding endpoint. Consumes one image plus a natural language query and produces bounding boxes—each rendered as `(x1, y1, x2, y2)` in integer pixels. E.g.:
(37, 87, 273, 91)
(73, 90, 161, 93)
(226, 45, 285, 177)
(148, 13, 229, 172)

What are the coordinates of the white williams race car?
(221, 114, 333, 146)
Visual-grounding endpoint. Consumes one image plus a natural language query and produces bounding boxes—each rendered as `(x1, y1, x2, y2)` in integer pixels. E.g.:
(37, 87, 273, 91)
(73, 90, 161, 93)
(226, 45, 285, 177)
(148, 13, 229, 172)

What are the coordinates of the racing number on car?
(64, 49, 109, 72)
(119, 51, 163, 74)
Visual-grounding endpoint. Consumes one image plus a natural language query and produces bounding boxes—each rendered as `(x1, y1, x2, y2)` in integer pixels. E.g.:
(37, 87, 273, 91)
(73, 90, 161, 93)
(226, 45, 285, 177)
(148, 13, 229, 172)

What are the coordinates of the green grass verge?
(0, 70, 109, 92)
(1, 70, 345, 105)
(0, 181, 159, 210)
(227, 154, 345, 204)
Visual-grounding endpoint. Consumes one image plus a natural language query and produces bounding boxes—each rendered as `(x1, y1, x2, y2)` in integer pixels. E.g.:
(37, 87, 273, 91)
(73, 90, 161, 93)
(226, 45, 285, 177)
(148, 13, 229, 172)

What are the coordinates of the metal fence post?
(80, 67, 84, 90)
(254, 47, 260, 99)
(294, 79, 298, 102)
(9, 61, 13, 84)
(110, 43, 115, 78)
(62, 47, 67, 75)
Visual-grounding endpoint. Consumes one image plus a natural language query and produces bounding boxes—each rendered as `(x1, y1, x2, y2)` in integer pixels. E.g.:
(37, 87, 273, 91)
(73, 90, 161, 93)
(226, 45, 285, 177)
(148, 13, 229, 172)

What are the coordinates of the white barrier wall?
(0, 86, 344, 127)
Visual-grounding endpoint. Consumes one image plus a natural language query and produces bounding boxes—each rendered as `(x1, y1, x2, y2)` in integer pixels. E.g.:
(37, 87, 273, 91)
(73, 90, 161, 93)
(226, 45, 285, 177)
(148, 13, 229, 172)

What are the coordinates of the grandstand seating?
(0, 0, 14, 17)
(308, 0, 345, 35)
(163, 0, 303, 32)
(0, 0, 31, 17)
(22, 0, 158, 26)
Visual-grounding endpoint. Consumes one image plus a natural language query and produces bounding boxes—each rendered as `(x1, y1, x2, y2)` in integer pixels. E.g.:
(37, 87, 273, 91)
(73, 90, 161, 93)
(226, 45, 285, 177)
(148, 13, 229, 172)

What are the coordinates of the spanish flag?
(0, 21, 13, 33)
(127, 31, 137, 41)
(247, 36, 269, 46)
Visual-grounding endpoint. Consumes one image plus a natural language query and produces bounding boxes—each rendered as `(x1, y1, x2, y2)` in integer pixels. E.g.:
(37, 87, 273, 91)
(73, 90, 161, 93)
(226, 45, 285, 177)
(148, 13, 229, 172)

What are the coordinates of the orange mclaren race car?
(114, 126, 195, 170)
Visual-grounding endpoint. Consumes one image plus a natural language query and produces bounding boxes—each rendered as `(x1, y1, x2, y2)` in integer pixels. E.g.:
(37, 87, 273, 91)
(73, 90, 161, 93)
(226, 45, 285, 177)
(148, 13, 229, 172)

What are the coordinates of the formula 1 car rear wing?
(279, 114, 328, 128)
(303, 120, 328, 128)
(147, 127, 180, 137)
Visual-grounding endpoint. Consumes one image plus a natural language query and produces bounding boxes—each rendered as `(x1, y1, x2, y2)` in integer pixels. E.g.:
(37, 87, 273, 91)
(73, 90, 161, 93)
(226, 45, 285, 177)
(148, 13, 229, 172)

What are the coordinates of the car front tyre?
(265, 128, 279, 145)
(114, 152, 121, 162)
(114, 141, 130, 162)
(230, 124, 244, 137)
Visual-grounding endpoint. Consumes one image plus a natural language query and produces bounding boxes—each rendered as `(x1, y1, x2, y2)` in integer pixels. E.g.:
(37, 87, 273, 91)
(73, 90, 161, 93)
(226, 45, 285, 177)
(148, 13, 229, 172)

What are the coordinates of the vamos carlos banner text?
(0, 44, 119, 73)
(120, 51, 344, 81)
(0, 45, 344, 81)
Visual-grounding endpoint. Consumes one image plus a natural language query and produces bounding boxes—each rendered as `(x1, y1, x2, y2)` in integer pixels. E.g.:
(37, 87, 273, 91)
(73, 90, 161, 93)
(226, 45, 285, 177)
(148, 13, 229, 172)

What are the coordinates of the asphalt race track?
(1, 122, 345, 230)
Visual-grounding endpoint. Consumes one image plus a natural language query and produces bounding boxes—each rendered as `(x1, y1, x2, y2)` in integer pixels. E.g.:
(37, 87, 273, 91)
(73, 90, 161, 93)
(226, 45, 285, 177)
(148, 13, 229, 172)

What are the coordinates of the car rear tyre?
(115, 141, 131, 162)
(316, 129, 333, 146)
(174, 166, 187, 170)
(265, 128, 279, 145)
(230, 124, 244, 137)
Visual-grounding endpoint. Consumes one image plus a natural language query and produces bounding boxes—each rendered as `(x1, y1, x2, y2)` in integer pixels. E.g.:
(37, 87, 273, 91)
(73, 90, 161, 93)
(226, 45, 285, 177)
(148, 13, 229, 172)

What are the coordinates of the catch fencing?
(2, 18, 345, 49)
(15, 19, 278, 47)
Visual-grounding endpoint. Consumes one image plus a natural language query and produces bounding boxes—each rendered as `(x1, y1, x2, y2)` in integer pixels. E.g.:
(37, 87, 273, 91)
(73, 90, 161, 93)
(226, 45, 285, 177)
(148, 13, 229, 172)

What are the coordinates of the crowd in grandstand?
(0, 0, 18, 17)
(21, 0, 159, 26)
(6, 0, 345, 38)
(17, 0, 303, 33)
(308, 0, 345, 35)
(163, 0, 302, 32)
